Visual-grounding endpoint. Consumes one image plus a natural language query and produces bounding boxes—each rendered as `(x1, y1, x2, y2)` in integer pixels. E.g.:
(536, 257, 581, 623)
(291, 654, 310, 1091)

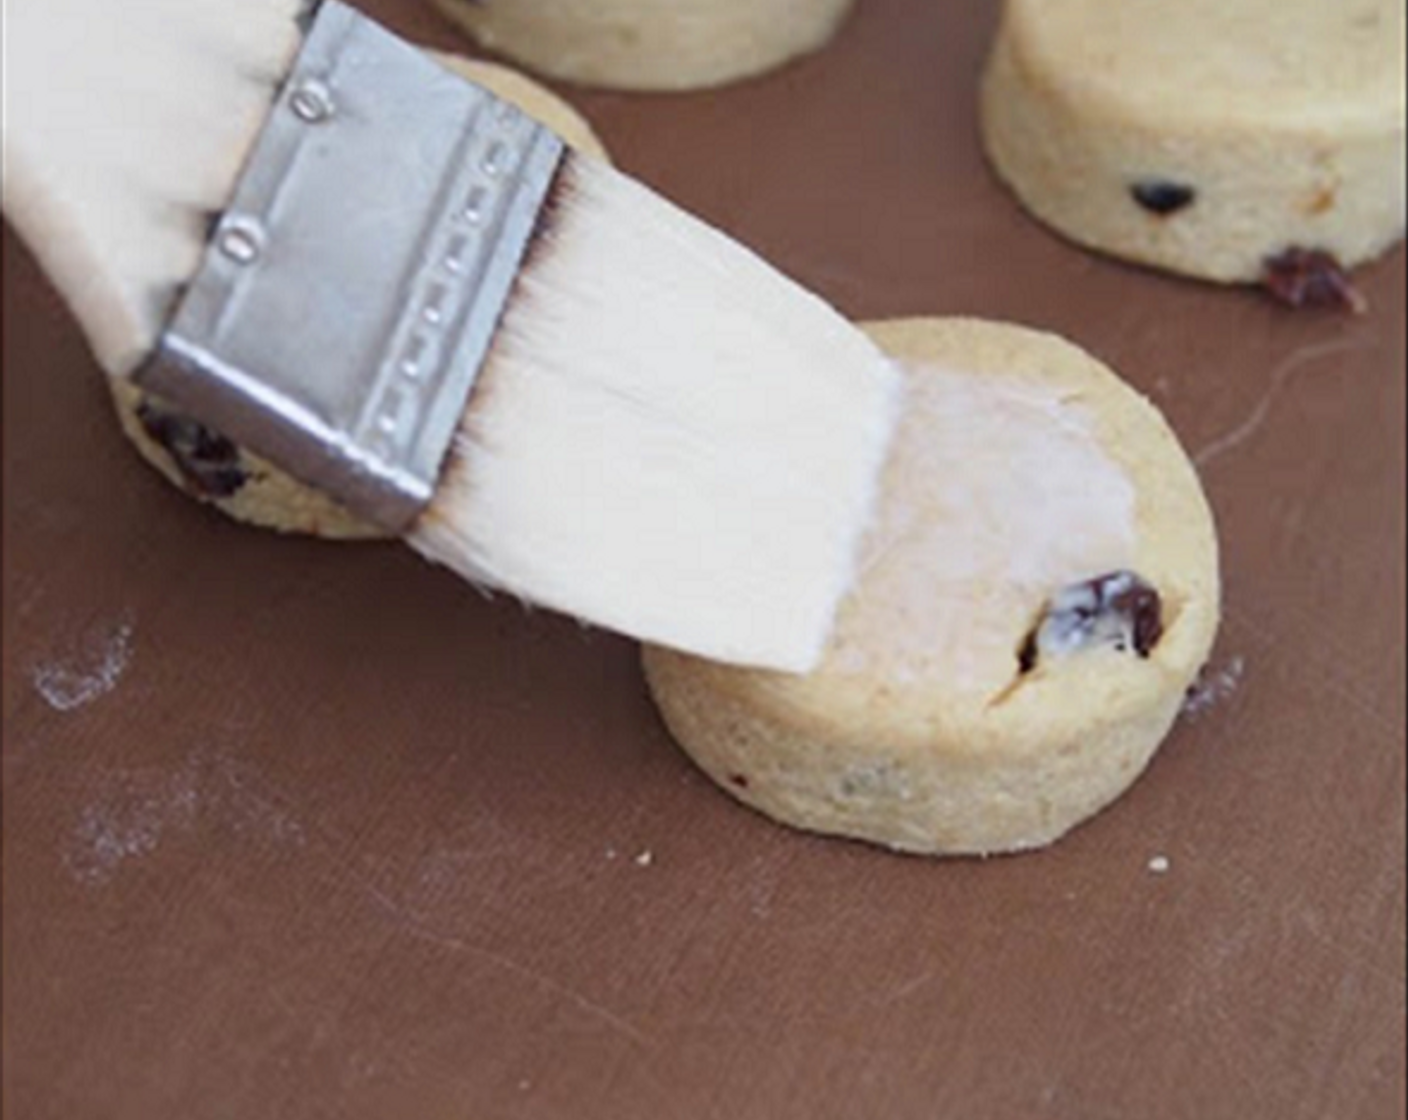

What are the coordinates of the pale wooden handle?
(2, 0, 305, 376)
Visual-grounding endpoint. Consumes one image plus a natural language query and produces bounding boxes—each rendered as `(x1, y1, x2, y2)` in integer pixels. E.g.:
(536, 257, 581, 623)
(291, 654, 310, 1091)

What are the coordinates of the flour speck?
(32, 617, 134, 712)
(64, 758, 198, 884)
(1183, 656, 1246, 719)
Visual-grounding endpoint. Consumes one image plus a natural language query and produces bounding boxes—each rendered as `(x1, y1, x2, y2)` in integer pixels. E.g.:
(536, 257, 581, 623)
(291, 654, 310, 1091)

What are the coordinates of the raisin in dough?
(981, 0, 1406, 284)
(644, 319, 1220, 856)
(113, 55, 611, 540)
(431, 0, 857, 92)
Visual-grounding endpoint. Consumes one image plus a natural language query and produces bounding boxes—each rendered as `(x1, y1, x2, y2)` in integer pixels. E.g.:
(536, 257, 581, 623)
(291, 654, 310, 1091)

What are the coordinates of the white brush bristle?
(411, 155, 902, 672)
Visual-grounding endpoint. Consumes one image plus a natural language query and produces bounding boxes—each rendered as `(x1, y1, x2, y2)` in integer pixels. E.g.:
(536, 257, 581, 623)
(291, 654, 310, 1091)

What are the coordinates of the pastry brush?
(3, 0, 901, 671)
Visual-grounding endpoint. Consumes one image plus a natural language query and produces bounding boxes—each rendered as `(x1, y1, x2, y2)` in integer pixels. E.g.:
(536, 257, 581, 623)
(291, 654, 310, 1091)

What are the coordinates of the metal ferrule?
(137, 0, 566, 533)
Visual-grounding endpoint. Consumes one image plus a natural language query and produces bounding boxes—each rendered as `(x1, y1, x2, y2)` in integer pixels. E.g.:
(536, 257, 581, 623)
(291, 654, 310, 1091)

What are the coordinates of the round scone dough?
(644, 318, 1220, 856)
(114, 56, 610, 540)
(980, 0, 1407, 284)
(431, 0, 857, 92)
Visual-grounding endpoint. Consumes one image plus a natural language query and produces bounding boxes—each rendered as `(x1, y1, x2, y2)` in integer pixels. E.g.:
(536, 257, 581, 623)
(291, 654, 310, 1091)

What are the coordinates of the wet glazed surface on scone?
(829, 364, 1135, 698)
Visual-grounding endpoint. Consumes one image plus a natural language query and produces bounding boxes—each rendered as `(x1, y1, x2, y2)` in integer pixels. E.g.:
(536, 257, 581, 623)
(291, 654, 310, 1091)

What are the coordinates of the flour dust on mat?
(1182, 656, 1247, 719)
(31, 614, 134, 712)
(64, 750, 307, 885)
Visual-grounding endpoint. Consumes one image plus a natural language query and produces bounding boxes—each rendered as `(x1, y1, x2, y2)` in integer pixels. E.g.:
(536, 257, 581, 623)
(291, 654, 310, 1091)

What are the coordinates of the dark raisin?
(1019, 571, 1164, 672)
(1131, 180, 1196, 216)
(1017, 632, 1039, 675)
(136, 402, 248, 499)
(1262, 247, 1367, 313)
(729, 774, 750, 789)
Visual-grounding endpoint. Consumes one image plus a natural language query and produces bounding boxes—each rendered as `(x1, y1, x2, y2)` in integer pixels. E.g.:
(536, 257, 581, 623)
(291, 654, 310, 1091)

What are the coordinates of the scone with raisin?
(981, 0, 1406, 296)
(644, 318, 1220, 856)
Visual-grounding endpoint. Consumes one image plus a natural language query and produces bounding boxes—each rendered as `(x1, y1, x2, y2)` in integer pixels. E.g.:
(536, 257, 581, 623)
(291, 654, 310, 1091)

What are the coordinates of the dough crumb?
(635, 850, 654, 867)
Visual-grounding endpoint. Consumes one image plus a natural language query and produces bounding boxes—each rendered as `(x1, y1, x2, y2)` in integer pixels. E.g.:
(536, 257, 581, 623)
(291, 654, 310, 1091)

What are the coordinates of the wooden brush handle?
(2, 0, 306, 376)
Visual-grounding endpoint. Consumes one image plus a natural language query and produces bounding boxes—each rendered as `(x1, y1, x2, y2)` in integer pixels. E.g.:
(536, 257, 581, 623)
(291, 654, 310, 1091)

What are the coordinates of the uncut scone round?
(431, 0, 857, 92)
(980, 0, 1407, 285)
(112, 55, 610, 540)
(644, 318, 1220, 856)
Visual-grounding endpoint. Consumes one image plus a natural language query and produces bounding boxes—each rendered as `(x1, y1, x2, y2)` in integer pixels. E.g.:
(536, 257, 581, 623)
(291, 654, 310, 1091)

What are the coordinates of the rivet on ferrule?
(217, 218, 265, 265)
(289, 79, 335, 123)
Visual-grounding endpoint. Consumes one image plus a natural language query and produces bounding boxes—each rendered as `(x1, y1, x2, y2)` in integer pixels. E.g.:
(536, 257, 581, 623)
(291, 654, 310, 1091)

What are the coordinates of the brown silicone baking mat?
(4, 2, 1405, 1117)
